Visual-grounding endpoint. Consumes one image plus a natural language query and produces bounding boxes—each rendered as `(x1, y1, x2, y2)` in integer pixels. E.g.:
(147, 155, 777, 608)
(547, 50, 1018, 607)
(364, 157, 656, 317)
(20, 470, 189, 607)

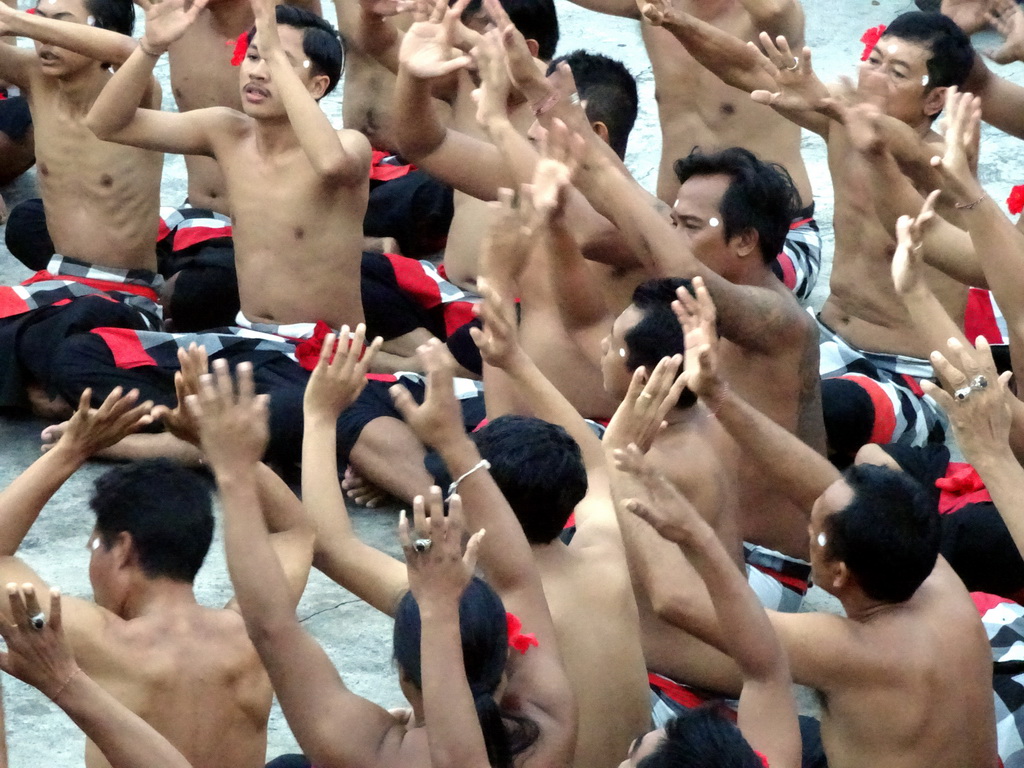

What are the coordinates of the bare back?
(818, 560, 996, 768)
(211, 115, 368, 328)
(77, 605, 272, 768)
(27, 72, 161, 271)
(821, 128, 968, 358)
(643, 1, 812, 205)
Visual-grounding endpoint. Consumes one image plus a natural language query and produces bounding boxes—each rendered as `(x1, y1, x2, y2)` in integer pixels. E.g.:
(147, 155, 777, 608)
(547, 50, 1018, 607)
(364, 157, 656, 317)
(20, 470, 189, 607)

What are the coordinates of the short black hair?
(883, 12, 973, 90)
(623, 279, 697, 409)
(90, 459, 214, 583)
(462, 0, 559, 61)
(638, 705, 765, 768)
(673, 147, 799, 263)
(470, 415, 587, 543)
(824, 465, 940, 603)
(546, 51, 637, 159)
(81, 0, 134, 37)
(246, 5, 345, 97)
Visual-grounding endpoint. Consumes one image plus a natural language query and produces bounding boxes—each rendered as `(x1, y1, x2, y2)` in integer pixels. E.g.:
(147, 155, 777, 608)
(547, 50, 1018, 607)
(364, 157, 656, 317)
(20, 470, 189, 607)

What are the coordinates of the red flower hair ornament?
(229, 30, 249, 66)
(860, 24, 887, 62)
(506, 612, 538, 655)
(1008, 185, 1024, 216)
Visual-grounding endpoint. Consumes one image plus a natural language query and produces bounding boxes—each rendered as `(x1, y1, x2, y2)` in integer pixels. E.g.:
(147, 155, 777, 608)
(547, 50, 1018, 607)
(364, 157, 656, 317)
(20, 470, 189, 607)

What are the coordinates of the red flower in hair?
(506, 612, 538, 655)
(229, 31, 249, 66)
(754, 751, 770, 768)
(860, 24, 886, 62)
(25, 7, 35, 13)
(1008, 185, 1024, 215)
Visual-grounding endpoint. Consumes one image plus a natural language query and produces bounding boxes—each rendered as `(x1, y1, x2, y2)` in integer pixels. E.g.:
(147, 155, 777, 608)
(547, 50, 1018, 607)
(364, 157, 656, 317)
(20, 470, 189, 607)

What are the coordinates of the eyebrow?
(627, 739, 641, 759)
(33, 9, 75, 19)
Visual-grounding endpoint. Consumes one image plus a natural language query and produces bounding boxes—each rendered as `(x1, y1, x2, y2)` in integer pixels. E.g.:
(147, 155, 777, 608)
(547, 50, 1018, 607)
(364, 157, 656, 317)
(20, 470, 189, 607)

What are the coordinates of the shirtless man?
(0, 386, 314, 768)
(0, 0, 163, 411)
(632, 287, 998, 768)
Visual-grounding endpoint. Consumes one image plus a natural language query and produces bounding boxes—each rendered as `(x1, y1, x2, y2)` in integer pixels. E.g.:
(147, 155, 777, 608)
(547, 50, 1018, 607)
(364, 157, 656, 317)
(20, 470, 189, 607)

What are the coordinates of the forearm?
(959, 194, 1024, 324)
(256, 462, 314, 609)
(659, 8, 778, 93)
(545, 219, 608, 330)
(419, 600, 490, 768)
(55, 672, 191, 768)
(7, 12, 135, 64)
(394, 66, 447, 161)
(485, 117, 537, 193)
(714, 386, 839, 511)
(0, 444, 84, 556)
(899, 285, 969, 358)
(85, 45, 159, 138)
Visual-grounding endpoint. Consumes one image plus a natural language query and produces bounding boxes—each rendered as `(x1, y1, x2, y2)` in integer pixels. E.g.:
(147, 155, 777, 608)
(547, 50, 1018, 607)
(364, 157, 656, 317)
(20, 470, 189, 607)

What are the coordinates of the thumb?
(389, 384, 417, 419)
(463, 528, 486, 572)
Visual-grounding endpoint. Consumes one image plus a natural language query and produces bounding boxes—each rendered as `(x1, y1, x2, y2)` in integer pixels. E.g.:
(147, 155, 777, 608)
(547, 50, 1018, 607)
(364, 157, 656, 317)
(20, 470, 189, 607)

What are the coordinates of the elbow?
(649, 584, 696, 628)
(84, 113, 113, 141)
(243, 611, 299, 651)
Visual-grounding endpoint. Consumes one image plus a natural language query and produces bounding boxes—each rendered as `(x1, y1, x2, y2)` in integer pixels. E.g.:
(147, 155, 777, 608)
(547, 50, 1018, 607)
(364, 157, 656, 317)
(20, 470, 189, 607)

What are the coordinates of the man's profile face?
(239, 25, 323, 117)
(33, 0, 96, 77)
(671, 173, 737, 280)
(601, 304, 641, 400)
(808, 479, 855, 594)
(617, 727, 664, 768)
(860, 36, 939, 126)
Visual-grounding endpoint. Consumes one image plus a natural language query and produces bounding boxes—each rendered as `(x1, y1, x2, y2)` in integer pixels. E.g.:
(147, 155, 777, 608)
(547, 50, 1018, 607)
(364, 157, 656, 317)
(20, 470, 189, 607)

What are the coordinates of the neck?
(839, 590, 900, 622)
(254, 117, 301, 154)
(120, 577, 199, 620)
(55, 67, 108, 114)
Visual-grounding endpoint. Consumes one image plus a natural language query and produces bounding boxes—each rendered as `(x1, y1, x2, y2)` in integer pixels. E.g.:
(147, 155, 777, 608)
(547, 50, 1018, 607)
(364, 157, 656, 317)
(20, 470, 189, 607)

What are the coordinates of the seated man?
(0, 386, 314, 768)
(0, 0, 164, 414)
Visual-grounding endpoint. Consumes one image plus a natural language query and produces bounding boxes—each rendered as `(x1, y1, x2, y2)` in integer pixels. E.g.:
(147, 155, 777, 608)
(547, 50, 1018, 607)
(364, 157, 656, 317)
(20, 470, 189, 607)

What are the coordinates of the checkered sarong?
(975, 594, 1024, 767)
(776, 213, 822, 305)
(0, 255, 162, 328)
(817, 315, 947, 447)
(157, 205, 232, 254)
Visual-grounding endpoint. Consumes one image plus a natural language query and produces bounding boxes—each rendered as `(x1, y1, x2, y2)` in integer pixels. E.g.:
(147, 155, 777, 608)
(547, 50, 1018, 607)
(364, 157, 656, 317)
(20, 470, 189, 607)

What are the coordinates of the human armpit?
(87, 100, 229, 158)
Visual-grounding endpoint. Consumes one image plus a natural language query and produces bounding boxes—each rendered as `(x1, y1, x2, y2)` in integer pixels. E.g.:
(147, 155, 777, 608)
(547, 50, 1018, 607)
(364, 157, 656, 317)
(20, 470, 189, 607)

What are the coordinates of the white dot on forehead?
(887, 44, 898, 54)
(817, 532, 827, 547)
(302, 60, 310, 68)
(91, 538, 101, 550)
(618, 348, 626, 358)
(86, 14, 94, 24)
(921, 75, 928, 86)
(708, 217, 720, 228)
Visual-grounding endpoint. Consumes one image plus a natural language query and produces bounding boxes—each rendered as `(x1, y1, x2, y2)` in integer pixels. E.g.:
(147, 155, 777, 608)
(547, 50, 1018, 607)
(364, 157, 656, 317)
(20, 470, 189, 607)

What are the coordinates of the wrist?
(438, 437, 482, 471)
(138, 36, 165, 57)
(48, 440, 90, 470)
(48, 664, 84, 705)
(210, 462, 259, 487)
(417, 595, 461, 621)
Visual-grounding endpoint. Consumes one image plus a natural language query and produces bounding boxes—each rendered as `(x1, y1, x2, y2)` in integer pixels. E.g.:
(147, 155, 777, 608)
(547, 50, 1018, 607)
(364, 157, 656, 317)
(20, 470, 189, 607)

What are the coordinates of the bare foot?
(26, 384, 73, 420)
(342, 465, 392, 508)
(41, 422, 204, 464)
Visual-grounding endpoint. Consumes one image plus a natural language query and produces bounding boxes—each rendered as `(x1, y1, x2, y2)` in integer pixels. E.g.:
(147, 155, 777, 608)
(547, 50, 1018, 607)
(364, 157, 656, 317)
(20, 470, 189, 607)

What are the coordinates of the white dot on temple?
(817, 532, 827, 547)
(708, 217, 720, 227)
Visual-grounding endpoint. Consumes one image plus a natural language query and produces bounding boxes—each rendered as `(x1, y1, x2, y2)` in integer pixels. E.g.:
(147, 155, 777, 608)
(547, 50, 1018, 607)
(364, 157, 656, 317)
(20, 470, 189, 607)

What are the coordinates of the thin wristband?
(138, 38, 161, 58)
(955, 194, 985, 210)
(707, 382, 729, 417)
(447, 459, 491, 500)
(531, 90, 559, 118)
(50, 666, 82, 705)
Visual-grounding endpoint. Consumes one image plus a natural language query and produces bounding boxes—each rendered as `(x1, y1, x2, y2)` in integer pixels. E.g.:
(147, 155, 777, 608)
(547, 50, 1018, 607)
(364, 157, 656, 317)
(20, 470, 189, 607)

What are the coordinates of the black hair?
(81, 0, 134, 37)
(820, 377, 875, 469)
(545, 50, 637, 159)
(673, 147, 798, 264)
(461, 0, 559, 61)
(638, 705, 765, 768)
(468, 415, 587, 544)
(90, 459, 214, 583)
(882, 12, 973, 90)
(622, 279, 697, 409)
(393, 577, 540, 768)
(824, 464, 940, 603)
(245, 4, 345, 97)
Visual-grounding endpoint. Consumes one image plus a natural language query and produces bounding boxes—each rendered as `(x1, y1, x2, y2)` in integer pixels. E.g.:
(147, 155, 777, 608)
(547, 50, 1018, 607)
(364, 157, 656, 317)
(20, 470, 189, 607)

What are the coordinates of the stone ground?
(2, 0, 1024, 762)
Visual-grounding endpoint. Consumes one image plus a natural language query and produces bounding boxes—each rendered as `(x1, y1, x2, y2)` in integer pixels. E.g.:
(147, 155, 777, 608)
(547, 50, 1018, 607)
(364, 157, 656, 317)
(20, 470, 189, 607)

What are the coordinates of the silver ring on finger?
(785, 58, 799, 71)
(30, 612, 45, 630)
(413, 538, 432, 553)
(971, 375, 989, 390)
(954, 386, 973, 401)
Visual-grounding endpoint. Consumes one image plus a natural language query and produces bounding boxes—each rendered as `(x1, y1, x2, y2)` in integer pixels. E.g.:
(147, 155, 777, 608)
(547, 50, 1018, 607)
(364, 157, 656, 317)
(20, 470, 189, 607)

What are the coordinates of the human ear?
(923, 85, 947, 120)
(591, 120, 609, 146)
(525, 38, 539, 57)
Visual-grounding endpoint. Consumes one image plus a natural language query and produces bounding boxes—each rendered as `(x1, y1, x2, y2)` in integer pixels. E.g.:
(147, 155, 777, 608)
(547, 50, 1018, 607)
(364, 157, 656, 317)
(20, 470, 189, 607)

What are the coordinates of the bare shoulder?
(337, 127, 373, 163)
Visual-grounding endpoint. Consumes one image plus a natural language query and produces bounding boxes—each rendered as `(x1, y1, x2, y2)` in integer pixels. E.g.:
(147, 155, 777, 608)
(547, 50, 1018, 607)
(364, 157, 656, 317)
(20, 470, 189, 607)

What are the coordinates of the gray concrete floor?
(2, 0, 1023, 762)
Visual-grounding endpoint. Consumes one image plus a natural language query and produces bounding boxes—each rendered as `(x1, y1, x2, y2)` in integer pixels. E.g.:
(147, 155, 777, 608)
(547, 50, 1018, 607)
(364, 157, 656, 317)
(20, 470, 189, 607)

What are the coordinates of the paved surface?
(1, 0, 1023, 762)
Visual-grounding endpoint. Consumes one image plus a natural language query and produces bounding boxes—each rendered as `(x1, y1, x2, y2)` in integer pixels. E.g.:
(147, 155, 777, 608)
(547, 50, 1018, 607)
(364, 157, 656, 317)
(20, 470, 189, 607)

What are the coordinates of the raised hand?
(304, 324, 383, 421)
(398, 0, 473, 79)
(636, 0, 669, 26)
(360, 0, 401, 19)
(469, 279, 523, 371)
(400, 487, 484, 606)
(673, 276, 726, 405)
(141, 0, 210, 54)
(187, 360, 270, 476)
(891, 190, 941, 296)
(57, 387, 154, 461)
(483, 0, 546, 101)
(921, 337, 1015, 465)
(0, 584, 80, 702)
(531, 119, 578, 221)
(613, 443, 708, 546)
(473, 29, 512, 129)
(750, 33, 830, 115)
(943, 0, 996, 35)
(930, 86, 983, 200)
(151, 344, 208, 446)
(478, 187, 534, 287)
(389, 339, 467, 452)
(986, 0, 1024, 64)
(603, 355, 687, 453)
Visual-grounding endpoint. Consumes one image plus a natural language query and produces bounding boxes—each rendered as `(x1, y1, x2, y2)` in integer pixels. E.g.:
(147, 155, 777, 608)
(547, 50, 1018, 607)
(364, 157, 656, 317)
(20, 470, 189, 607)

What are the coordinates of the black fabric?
(264, 755, 311, 768)
(821, 377, 876, 467)
(0, 95, 32, 141)
(360, 251, 442, 340)
(165, 246, 240, 332)
(5, 197, 54, 271)
(445, 316, 483, 377)
(364, 169, 454, 257)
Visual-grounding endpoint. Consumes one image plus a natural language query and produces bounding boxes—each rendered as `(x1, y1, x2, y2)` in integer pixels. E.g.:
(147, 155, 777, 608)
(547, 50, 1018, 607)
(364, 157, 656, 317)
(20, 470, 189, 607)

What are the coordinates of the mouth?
(243, 83, 269, 102)
(38, 50, 60, 63)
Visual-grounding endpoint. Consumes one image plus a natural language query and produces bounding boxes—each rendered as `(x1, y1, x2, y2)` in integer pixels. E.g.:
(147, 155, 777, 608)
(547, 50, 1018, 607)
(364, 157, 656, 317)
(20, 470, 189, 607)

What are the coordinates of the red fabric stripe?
(839, 374, 897, 444)
(898, 373, 925, 398)
(370, 150, 415, 182)
(22, 270, 160, 303)
(775, 252, 797, 290)
(383, 253, 443, 309)
(964, 288, 1003, 345)
(443, 302, 477, 336)
(0, 288, 30, 319)
(366, 373, 399, 383)
(563, 512, 576, 529)
(91, 328, 158, 369)
(789, 217, 812, 230)
(750, 564, 808, 593)
(157, 219, 172, 242)
(172, 224, 233, 251)
(647, 674, 735, 719)
(971, 591, 1014, 616)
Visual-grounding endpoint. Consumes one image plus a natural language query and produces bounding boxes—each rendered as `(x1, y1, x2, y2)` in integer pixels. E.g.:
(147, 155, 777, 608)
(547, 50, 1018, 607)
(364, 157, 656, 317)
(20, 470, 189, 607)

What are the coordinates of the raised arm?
(84, 0, 226, 155)
(250, 0, 370, 183)
(616, 447, 801, 768)
(0, 587, 192, 768)
(300, 327, 409, 617)
(193, 361, 408, 768)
